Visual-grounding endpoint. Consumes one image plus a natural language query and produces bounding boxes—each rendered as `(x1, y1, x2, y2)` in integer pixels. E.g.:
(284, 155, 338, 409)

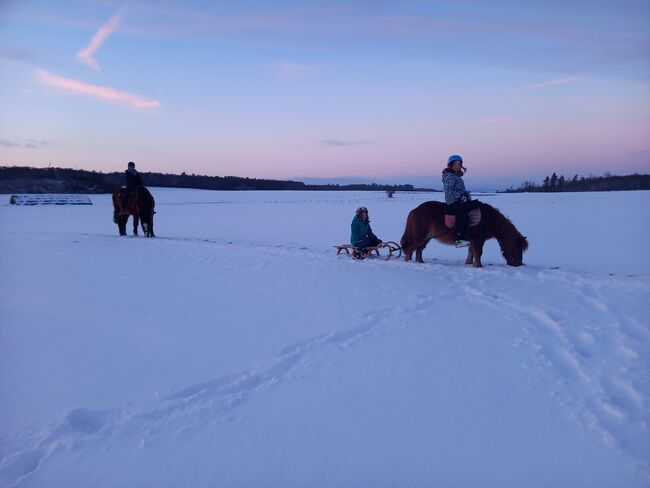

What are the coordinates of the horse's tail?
(137, 187, 154, 215)
(136, 186, 155, 236)
(112, 190, 119, 223)
(400, 211, 413, 253)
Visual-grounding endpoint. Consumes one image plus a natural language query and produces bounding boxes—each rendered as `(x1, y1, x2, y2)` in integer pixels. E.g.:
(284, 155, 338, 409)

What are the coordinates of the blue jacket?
(442, 169, 471, 205)
(351, 216, 378, 244)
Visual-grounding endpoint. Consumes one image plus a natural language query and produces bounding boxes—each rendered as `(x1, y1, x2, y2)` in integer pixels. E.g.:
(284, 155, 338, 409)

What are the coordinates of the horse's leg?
(471, 240, 485, 268)
(404, 250, 413, 262)
(118, 215, 127, 236)
(133, 215, 139, 236)
(142, 219, 151, 237)
(465, 245, 473, 265)
(415, 247, 425, 263)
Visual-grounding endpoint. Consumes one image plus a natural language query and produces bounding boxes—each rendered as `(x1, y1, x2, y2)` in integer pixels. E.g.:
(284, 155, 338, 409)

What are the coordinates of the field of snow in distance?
(0, 189, 648, 487)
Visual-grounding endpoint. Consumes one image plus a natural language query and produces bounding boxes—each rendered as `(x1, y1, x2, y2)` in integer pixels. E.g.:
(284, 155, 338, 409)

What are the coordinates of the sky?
(0, 0, 649, 190)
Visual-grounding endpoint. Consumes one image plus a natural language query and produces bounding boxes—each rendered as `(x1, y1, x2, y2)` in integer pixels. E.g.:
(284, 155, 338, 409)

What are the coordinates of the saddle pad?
(444, 208, 481, 229)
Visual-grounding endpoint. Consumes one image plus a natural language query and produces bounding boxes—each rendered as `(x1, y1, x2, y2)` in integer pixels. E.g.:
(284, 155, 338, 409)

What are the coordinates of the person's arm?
(351, 218, 361, 244)
(367, 224, 381, 242)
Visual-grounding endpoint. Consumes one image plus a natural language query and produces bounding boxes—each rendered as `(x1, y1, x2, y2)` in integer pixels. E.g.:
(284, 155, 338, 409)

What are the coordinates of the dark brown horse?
(401, 201, 528, 267)
(112, 186, 156, 237)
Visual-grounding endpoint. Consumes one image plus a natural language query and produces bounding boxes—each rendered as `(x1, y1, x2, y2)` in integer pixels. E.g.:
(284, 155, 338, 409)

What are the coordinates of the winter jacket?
(442, 169, 471, 205)
(125, 169, 143, 190)
(350, 216, 378, 245)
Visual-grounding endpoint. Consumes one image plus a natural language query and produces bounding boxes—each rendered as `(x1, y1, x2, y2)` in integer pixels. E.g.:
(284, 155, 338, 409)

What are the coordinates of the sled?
(334, 241, 402, 260)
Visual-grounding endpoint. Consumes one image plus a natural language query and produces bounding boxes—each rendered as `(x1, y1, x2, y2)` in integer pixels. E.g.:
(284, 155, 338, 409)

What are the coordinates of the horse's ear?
(520, 236, 529, 251)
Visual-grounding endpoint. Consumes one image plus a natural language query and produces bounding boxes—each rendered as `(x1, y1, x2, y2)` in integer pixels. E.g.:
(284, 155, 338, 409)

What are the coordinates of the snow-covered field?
(1, 189, 648, 488)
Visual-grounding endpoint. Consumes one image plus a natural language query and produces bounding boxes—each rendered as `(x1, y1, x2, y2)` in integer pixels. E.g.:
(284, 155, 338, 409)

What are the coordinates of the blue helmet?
(447, 154, 463, 165)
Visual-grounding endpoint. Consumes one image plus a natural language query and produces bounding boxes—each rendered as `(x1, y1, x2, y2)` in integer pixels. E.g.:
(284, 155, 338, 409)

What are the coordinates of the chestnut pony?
(401, 201, 528, 267)
(112, 186, 156, 237)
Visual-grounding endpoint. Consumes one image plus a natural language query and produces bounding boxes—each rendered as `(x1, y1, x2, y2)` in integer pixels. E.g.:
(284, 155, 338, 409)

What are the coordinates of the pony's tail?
(400, 220, 412, 254)
(113, 208, 118, 224)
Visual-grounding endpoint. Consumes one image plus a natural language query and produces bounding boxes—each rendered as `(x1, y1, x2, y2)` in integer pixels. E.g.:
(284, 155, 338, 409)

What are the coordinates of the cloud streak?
(35, 69, 160, 109)
(518, 75, 585, 91)
(76, 8, 125, 71)
(322, 139, 372, 146)
(0, 138, 60, 149)
(473, 117, 515, 125)
(271, 62, 323, 79)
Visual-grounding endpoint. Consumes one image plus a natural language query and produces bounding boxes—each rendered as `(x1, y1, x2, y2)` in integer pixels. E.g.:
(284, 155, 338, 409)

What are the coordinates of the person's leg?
(447, 202, 464, 240)
(354, 237, 373, 250)
(454, 202, 469, 240)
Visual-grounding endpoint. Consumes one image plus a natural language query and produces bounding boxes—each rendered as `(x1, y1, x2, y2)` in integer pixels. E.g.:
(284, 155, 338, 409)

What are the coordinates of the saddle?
(444, 206, 481, 229)
(120, 187, 136, 200)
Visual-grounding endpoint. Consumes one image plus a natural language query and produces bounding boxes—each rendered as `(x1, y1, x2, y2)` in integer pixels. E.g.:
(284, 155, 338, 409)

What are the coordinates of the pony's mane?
(481, 203, 528, 251)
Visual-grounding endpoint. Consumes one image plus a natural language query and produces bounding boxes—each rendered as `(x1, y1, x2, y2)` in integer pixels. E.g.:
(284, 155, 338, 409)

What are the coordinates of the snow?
(0, 189, 648, 487)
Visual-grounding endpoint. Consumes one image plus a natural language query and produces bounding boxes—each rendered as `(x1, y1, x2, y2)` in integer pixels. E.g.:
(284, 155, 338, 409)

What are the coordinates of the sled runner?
(334, 241, 402, 260)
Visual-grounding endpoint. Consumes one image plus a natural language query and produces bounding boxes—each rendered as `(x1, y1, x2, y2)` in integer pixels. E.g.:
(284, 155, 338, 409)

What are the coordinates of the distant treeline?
(503, 172, 650, 193)
(0, 166, 422, 194)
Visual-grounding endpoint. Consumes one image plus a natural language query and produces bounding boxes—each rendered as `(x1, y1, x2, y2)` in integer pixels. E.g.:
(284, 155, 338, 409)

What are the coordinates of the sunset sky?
(1, 0, 648, 188)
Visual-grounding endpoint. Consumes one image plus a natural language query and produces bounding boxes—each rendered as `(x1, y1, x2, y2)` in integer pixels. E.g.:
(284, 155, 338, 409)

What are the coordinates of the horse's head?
(501, 235, 528, 266)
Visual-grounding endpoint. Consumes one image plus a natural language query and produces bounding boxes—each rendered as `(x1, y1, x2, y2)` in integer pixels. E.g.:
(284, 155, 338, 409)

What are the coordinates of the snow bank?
(9, 194, 92, 206)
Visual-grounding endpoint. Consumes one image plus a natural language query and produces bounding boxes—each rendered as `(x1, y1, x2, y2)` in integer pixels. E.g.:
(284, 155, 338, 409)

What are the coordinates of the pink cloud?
(473, 117, 516, 124)
(35, 69, 160, 109)
(271, 62, 323, 79)
(76, 8, 125, 71)
(518, 75, 585, 91)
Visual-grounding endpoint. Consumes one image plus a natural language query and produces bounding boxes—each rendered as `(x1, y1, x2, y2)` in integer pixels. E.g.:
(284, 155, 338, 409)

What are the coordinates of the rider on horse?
(120, 162, 143, 215)
(442, 154, 472, 248)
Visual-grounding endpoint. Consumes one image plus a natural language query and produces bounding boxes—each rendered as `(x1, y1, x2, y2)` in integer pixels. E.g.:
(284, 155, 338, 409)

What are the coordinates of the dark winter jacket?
(125, 169, 143, 191)
(442, 168, 471, 205)
(350, 216, 378, 245)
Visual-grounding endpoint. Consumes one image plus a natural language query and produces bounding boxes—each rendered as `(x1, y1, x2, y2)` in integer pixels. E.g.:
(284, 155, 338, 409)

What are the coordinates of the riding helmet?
(447, 155, 463, 165)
